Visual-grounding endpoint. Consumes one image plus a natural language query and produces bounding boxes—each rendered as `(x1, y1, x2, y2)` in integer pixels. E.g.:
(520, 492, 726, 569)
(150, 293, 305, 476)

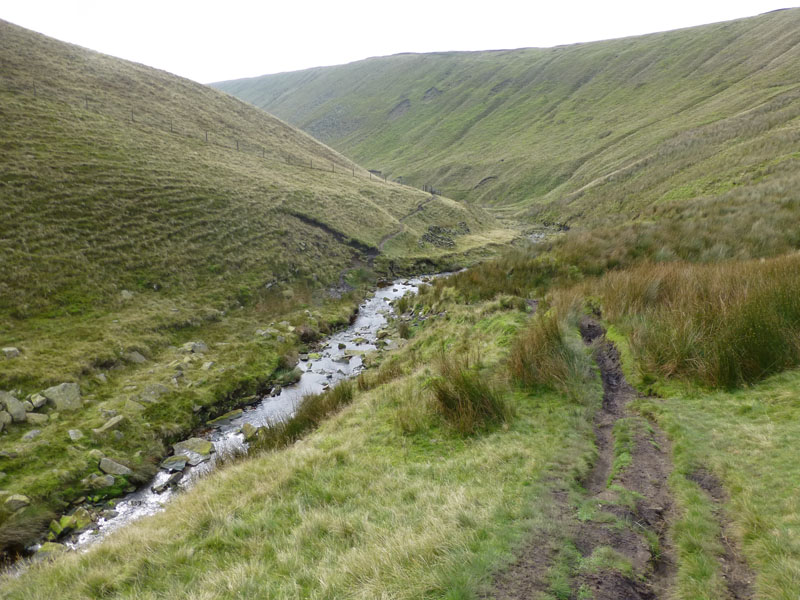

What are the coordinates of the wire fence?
(0, 78, 442, 190)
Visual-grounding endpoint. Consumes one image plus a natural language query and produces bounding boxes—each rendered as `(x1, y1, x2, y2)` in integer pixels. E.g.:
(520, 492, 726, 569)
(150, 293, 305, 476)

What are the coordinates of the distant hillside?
(215, 8, 800, 226)
(0, 20, 501, 324)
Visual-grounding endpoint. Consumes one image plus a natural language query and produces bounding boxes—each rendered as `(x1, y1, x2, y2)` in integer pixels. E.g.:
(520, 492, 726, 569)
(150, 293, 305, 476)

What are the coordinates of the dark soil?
(488, 317, 677, 598)
(687, 468, 755, 599)
(491, 488, 572, 599)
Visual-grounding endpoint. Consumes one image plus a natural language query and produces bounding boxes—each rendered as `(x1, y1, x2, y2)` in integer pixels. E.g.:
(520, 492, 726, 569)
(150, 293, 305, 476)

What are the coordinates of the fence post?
(205, 131, 208, 142)
(352, 167, 355, 177)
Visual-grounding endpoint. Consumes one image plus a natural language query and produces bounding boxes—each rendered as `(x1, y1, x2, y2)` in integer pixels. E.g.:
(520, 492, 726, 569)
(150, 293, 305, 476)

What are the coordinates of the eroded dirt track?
(491, 318, 676, 599)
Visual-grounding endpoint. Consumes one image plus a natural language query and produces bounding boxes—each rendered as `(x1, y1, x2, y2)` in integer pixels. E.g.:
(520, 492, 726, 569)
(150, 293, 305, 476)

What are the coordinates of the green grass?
(583, 255, 800, 388)
(215, 8, 800, 230)
(634, 369, 800, 599)
(0, 289, 599, 599)
(0, 19, 515, 556)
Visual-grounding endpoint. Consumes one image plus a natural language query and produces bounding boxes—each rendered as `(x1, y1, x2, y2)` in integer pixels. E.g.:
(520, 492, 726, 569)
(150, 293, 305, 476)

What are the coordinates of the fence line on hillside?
(0, 78, 442, 192)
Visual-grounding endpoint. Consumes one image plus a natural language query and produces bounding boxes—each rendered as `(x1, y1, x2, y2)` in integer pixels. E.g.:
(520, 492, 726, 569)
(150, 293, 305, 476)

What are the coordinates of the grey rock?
(84, 473, 115, 489)
(2, 347, 20, 359)
(4, 494, 30, 512)
(152, 471, 183, 493)
(88, 449, 105, 461)
(201, 361, 214, 371)
(22, 401, 33, 412)
(99, 457, 133, 476)
(95, 373, 108, 384)
(173, 438, 213, 465)
(139, 383, 170, 403)
(160, 455, 188, 472)
(92, 415, 127, 436)
(68, 429, 84, 441)
(42, 383, 82, 411)
(22, 429, 41, 441)
(123, 351, 147, 364)
(26, 413, 48, 426)
(123, 400, 145, 413)
(30, 393, 46, 409)
(0, 411, 11, 431)
(0, 393, 26, 422)
(181, 341, 207, 354)
(120, 290, 134, 300)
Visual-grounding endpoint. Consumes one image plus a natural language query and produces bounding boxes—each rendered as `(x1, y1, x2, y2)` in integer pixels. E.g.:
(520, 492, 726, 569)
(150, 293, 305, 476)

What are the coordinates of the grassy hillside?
(215, 8, 800, 227)
(0, 20, 510, 557)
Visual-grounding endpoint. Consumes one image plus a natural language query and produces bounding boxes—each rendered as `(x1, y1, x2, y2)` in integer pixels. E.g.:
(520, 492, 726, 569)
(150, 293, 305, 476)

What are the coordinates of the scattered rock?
(376, 329, 389, 340)
(152, 471, 183, 494)
(123, 351, 147, 364)
(88, 449, 105, 461)
(99, 457, 133, 476)
(160, 455, 189, 472)
(308, 352, 321, 360)
(201, 361, 214, 371)
(120, 290, 134, 300)
(1, 347, 20, 359)
(22, 400, 33, 412)
(26, 413, 48, 426)
(42, 383, 82, 411)
(95, 373, 108, 384)
(92, 415, 127, 436)
(338, 342, 346, 349)
(208, 409, 243, 426)
(241, 423, 261, 442)
(0, 411, 11, 432)
(173, 438, 214, 465)
(0, 392, 26, 422)
(30, 393, 46, 409)
(181, 341, 208, 354)
(88, 474, 116, 488)
(139, 383, 170, 403)
(123, 400, 145, 414)
(299, 353, 309, 361)
(68, 429, 84, 441)
(22, 429, 41, 441)
(4, 494, 30, 512)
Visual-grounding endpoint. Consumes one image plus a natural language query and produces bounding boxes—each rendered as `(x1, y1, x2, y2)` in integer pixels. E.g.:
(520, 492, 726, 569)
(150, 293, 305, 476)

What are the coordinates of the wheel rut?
(573, 316, 675, 600)
(489, 317, 677, 599)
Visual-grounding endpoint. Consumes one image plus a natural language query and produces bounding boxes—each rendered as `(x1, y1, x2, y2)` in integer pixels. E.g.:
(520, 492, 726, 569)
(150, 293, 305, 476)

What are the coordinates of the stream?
(66, 276, 428, 551)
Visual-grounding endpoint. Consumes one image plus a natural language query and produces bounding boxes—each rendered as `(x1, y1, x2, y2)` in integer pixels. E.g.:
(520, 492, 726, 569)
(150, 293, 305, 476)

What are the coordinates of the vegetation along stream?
(56, 276, 431, 553)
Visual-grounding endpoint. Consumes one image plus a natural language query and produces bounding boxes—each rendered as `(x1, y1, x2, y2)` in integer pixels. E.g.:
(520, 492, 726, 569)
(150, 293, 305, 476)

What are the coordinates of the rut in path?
(492, 318, 676, 599)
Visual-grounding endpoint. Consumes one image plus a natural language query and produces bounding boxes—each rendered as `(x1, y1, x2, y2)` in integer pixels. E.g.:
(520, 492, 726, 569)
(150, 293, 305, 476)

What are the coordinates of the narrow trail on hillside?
(574, 317, 675, 599)
(377, 195, 435, 251)
(491, 318, 676, 599)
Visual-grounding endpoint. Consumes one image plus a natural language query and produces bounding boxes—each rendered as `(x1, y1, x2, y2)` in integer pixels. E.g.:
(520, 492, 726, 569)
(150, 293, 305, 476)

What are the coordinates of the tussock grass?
(430, 353, 510, 434)
(587, 255, 800, 387)
(508, 310, 587, 395)
(252, 381, 355, 451)
(0, 292, 598, 600)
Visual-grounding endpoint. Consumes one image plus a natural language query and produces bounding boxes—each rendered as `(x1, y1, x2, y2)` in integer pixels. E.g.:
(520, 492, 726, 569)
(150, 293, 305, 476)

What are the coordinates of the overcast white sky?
(3, 1, 794, 83)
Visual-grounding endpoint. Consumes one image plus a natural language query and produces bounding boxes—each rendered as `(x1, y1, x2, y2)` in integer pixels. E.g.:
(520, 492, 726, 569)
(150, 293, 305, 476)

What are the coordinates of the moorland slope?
(216, 8, 800, 226)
